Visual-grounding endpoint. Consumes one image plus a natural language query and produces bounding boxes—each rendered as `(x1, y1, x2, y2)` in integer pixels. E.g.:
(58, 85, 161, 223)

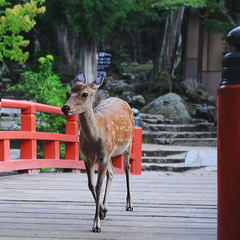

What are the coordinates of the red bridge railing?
(0, 99, 142, 174)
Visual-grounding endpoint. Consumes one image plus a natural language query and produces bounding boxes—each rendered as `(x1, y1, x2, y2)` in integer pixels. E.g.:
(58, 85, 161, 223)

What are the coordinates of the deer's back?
(94, 97, 134, 156)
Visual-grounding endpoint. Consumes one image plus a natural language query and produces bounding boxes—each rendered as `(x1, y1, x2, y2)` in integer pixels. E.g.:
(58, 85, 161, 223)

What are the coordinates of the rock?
(180, 80, 211, 102)
(121, 91, 134, 102)
(142, 93, 192, 123)
(195, 105, 216, 123)
(105, 79, 129, 94)
(121, 91, 146, 107)
(208, 95, 216, 104)
(132, 95, 146, 105)
(122, 73, 136, 81)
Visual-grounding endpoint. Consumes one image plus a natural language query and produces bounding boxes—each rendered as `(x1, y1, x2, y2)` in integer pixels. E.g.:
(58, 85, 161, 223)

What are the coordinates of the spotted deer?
(61, 72, 134, 232)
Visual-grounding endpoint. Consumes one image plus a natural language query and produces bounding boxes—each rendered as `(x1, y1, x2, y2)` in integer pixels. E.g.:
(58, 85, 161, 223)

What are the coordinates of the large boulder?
(142, 93, 192, 122)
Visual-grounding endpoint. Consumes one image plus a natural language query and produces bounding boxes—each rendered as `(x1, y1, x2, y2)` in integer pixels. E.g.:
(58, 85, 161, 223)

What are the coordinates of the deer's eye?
(82, 92, 88, 97)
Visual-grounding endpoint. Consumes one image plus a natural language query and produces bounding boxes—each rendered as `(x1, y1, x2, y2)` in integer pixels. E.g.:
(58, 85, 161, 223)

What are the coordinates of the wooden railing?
(0, 99, 142, 174)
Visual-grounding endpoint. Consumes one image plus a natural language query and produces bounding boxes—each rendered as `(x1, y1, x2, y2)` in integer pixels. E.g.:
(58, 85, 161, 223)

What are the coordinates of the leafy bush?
(10, 55, 68, 133)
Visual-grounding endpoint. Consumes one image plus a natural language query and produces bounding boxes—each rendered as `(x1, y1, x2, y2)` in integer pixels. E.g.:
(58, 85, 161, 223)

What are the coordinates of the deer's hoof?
(92, 226, 102, 233)
(100, 210, 107, 220)
(126, 206, 133, 211)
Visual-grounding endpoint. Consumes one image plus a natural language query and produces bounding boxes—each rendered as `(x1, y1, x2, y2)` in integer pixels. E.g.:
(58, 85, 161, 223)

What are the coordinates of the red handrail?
(0, 99, 142, 174)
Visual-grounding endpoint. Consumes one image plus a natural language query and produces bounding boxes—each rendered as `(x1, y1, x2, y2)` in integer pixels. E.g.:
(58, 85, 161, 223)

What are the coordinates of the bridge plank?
(0, 171, 217, 240)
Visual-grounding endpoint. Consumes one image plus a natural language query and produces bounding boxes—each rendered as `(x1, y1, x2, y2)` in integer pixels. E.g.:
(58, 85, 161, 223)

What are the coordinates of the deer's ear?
(73, 72, 86, 84)
(92, 74, 104, 89)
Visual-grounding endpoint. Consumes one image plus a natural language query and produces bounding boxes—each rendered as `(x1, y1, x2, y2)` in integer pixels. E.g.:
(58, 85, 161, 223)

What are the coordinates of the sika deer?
(61, 72, 134, 232)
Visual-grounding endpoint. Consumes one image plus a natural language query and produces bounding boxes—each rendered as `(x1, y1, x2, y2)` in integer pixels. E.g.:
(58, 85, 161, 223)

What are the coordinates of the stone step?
(142, 153, 186, 164)
(0, 120, 20, 131)
(139, 113, 164, 119)
(139, 113, 174, 124)
(1, 108, 21, 117)
(142, 122, 216, 132)
(141, 118, 174, 125)
(152, 138, 217, 147)
(143, 130, 216, 141)
(10, 149, 20, 160)
(142, 162, 203, 172)
(142, 149, 187, 157)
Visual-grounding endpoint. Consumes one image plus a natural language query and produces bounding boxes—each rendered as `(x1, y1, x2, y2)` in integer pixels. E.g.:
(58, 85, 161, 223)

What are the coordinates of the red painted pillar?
(20, 103, 38, 174)
(218, 27, 240, 240)
(130, 127, 142, 175)
(44, 140, 60, 160)
(65, 115, 79, 164)
(0, 140, 10, 162)
(20, 104, 37, 160)
(112, 155, 125, 173)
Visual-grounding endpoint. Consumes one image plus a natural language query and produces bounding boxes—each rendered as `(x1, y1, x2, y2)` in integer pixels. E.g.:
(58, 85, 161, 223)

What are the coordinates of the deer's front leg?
(92, 159, 109, 233)
(84, 160, 96, 202)
(101, 161, 114, 220)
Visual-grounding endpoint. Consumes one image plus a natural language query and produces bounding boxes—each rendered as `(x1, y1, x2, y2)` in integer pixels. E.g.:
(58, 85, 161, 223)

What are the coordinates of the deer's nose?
(61, 105, 70, 115)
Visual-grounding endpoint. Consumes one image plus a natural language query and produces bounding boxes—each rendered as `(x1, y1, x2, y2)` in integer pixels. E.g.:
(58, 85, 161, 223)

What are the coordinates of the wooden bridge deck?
(0, 171, 217, 240)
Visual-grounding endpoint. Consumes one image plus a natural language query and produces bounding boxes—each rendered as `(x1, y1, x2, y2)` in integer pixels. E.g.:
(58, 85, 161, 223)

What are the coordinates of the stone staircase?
(140, 113, 217, 172)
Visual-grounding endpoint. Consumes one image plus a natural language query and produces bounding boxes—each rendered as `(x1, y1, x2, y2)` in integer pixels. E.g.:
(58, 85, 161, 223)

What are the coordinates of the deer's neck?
(79, 109, 100, 142)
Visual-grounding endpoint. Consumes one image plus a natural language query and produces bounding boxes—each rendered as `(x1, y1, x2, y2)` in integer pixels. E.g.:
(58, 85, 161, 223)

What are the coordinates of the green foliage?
(202, 0, 236, 33)
(10, 55, 68, 133)
(152, 0, 206, 10)
(45, 0, 134, 42)
(203, 18, 233, 33)
(0, 0, 45, 63)
(153, 0, 237, 33)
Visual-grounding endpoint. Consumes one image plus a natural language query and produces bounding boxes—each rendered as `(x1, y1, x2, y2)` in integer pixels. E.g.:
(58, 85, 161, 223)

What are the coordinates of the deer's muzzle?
(61, 105, 70, 115)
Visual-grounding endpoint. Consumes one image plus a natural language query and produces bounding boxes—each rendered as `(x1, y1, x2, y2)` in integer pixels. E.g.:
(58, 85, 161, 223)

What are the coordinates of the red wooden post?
(112, 127, 142, 174)
(44, 141, 60, 160)
(218, 27, 240, 240)
(65, 115, 80, 172)
(112, 155, 125, 172)
(0, 102, 10, 163)
(130, 127, 142, 175)
(0, 140, 10, 162)
(20, 104, 37, 173)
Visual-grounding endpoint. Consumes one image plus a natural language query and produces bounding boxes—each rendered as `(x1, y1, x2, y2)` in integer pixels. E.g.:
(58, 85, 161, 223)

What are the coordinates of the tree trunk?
(152, 7, 185, 91)
(55, 24, 75, 74)
(77, 39, 97, 83)
(55, 25, 97, 82)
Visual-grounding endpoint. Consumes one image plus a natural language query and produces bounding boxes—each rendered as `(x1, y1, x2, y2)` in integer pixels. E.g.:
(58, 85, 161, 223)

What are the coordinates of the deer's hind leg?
(124, 145, 133, 211)
(100, 161, 114, 220)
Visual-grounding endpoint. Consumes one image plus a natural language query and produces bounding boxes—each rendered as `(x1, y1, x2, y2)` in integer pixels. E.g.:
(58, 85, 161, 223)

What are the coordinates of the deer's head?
(61, 72, 104, 115)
